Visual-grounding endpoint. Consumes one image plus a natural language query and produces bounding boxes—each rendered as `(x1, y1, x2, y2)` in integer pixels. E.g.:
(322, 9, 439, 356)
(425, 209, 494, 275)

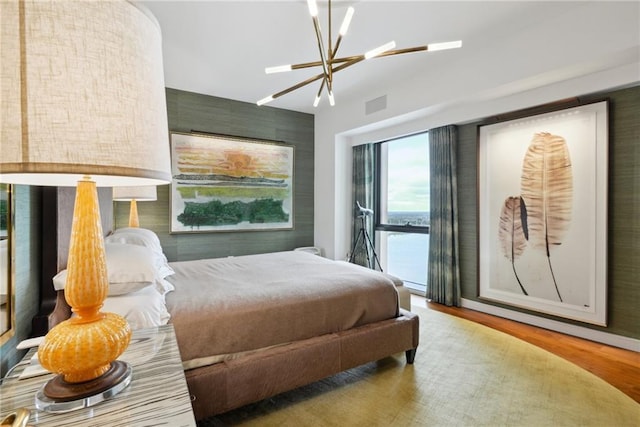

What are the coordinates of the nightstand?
(0, 324, 196, 426)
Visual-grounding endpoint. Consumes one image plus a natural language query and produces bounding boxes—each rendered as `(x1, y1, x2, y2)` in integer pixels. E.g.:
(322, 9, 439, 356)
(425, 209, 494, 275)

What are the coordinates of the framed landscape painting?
(170, 132, 294, 233)
(478, 101, 608, 325)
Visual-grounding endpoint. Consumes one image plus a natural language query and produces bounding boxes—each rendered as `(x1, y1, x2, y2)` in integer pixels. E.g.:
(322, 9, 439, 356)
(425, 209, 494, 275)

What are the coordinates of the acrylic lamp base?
(35, 361, 132, 413)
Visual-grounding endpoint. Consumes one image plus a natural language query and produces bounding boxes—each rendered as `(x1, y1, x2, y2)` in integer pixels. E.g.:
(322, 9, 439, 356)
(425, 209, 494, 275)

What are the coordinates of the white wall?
(313, 1, 640, 260)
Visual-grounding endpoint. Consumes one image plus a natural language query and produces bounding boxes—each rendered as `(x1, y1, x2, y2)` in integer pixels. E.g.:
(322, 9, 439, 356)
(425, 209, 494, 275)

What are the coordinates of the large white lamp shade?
(0, 0, 171, 187)
(0, 0, 171, 412)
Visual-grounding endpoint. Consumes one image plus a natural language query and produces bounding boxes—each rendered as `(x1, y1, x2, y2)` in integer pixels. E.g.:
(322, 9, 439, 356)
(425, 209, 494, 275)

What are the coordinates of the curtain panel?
(350, 144, 376, 267)
(427, 125, 461, 306)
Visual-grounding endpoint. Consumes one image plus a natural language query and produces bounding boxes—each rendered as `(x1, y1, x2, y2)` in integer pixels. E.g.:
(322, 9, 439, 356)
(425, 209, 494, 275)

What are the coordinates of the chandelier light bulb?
(339, 7, 354, 36)
(265, 64, 292, 74)
(257, 95, 274, 106)
(313, 94, 321, 107)
(428, 40, 463, 52)
(307, 0, 318, 17)
(365, 41, 396, 59)
(328, 91, 335, 106)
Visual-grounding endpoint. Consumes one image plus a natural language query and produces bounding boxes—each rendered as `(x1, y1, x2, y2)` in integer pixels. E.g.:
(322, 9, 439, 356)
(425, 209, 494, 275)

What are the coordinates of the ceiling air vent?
(365, 95, 387, 115)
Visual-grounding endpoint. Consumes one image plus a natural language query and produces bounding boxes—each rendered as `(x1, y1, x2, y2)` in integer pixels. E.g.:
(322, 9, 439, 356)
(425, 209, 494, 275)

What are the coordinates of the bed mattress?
(164, 251, 399, 366)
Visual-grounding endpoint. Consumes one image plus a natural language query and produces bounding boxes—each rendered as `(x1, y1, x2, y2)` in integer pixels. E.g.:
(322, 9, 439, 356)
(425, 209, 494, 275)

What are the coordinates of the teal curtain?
(351, 144, 376, 268)
(426, 125, 461, 306)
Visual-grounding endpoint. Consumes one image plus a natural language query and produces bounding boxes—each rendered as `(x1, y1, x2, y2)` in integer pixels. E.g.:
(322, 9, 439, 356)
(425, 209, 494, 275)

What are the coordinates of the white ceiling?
(141, 1, 636, 115)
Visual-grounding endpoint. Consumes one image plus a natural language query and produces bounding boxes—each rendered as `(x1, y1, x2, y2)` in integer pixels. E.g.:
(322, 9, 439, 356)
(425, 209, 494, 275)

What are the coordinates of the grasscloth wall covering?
(0, 186, 40, 375)
(457, 85, 639, 339)
(114, 89, 314, 261)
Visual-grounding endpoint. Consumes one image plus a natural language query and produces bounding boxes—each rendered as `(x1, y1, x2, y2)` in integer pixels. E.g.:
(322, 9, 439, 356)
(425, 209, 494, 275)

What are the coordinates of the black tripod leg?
(363, 236, 372, 269)
(363, 229, 383, 272)
(348, 228, 365, 263)
(359, 215, 372, 268)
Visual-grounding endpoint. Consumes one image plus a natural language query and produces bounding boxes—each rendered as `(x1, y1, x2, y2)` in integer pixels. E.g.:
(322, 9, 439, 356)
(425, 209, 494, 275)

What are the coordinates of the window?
(375, 133, 429, 294)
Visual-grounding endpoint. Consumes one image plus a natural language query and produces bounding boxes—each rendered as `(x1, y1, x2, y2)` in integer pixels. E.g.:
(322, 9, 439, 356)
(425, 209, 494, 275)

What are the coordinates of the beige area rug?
(199, 305, 640, 426)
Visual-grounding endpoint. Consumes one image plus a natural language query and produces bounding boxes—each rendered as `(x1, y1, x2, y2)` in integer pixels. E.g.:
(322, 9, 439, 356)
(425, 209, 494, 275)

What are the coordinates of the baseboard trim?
(461, 298, 640, 352)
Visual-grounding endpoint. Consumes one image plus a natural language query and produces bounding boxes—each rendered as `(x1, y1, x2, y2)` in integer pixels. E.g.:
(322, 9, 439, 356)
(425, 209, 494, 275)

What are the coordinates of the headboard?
(33, 186, 113, 336)
(54, 187, 114, 270)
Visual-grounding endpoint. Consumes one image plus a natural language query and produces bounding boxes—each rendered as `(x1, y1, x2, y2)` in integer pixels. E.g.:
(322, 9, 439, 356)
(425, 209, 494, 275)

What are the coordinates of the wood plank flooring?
(411, 296, 640, 404)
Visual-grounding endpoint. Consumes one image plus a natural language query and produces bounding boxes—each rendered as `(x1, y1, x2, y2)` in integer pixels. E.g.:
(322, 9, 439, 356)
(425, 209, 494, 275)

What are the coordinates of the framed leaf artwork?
(170, 132, 294, 233)
(478, 100, 608, 325)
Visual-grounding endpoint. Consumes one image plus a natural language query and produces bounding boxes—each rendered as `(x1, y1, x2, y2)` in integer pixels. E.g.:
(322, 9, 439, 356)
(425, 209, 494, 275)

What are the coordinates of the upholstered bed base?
(186, 309, 419, 420)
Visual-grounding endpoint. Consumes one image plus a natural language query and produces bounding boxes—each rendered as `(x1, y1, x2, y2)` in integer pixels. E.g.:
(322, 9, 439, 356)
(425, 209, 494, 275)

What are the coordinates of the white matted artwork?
(478, 100, 608, 325)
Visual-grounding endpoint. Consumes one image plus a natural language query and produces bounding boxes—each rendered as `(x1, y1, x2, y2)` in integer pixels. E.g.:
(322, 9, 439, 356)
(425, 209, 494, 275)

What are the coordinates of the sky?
(386, 133, 429, 212)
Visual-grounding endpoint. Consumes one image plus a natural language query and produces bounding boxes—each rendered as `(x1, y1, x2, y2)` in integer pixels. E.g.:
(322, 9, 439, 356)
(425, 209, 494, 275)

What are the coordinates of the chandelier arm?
(316, 79, 325, 97)
(328, 0, 332, 65)
(285, 45, 431, 71)
(284, 53, 359, 71)
(332, 56, 365, 73)
(329, 46, 429, 65)
(285, 60, 324, 70)
(331, 35, 343, 60)
(284, 45, 431, 72)
(267, 56, 363, 103)
(312, 78, 325, 107)
(311, 16, 331, 81)
(375, 45, 429, 58)
(270, 71, 326, 100)
(331, 54, 365, 64)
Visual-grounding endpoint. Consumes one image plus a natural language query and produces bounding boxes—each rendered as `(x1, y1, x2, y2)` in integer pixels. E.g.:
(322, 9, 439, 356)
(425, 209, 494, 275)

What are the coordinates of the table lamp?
(112, 186, 158, 228)
(0, 0, 171, 412)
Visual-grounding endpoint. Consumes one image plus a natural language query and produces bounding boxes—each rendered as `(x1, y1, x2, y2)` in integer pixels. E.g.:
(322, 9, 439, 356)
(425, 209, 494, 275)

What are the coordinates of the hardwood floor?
(410, 295, 640, 404)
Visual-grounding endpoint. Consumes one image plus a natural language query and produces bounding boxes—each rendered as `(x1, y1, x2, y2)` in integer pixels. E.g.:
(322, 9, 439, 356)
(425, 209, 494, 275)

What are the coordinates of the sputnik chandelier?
(257, 0, 461, 107)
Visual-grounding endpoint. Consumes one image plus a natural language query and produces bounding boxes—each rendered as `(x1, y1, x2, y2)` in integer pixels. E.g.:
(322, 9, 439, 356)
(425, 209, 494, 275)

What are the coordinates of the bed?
(46, 227, 419, 420)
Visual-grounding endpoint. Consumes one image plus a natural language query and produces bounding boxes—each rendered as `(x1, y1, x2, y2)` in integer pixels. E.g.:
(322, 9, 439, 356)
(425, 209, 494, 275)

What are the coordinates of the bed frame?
(36, 189, 420, 420)
(173, 310, 417, 419)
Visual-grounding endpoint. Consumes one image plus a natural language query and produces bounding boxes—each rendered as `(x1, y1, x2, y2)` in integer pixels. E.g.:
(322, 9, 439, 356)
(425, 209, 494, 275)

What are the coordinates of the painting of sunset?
(170, 132, 294, 232)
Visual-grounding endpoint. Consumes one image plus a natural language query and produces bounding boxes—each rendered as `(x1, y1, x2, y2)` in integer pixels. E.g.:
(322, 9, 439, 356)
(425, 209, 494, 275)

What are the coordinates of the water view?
(386, 233, 429, 289)
(382, 211, 429, 290)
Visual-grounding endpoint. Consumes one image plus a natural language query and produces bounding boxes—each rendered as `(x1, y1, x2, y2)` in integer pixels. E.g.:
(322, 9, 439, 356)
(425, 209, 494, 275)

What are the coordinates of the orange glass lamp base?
(38, 313, 131, 383)
(37, 178, 132, 409)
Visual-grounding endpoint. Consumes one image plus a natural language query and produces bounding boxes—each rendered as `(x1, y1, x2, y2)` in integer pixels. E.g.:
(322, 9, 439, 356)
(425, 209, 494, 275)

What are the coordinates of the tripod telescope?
(348, 202, 383, 271)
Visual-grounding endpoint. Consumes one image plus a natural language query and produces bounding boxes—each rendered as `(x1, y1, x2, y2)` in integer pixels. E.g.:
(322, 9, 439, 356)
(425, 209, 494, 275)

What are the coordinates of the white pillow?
(110, 227, 163, 252)
(53, 269, 153, 296)
(53, 243, 159, 296)
(101, 286, 170, 330)
(156, 277, 175, 297)
(105, 242, 158, 285)
(106, 228, 175, 279)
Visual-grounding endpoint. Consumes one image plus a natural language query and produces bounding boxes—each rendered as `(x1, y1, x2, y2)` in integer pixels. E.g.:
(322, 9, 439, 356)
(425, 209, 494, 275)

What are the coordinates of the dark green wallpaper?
(457, 85, 639, 339)
(0, 186, 41, 375)
(114, 89, 315, 261)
